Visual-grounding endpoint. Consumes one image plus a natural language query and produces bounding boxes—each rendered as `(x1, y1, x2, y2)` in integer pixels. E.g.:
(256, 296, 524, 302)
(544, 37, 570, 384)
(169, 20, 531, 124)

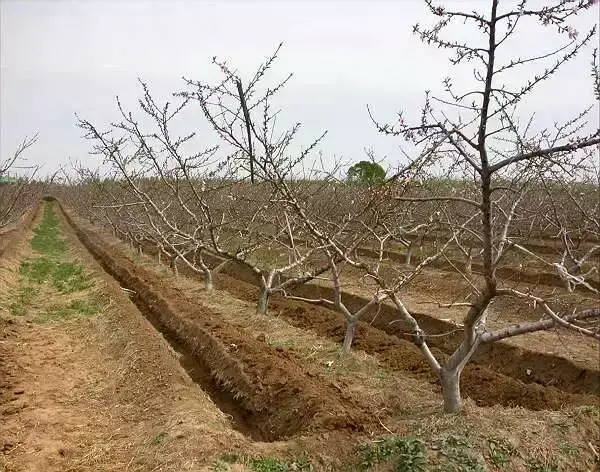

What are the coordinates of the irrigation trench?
(40, 199, 598, 440)
(53, 199, 380, 441)
(122, 237, 600, 399)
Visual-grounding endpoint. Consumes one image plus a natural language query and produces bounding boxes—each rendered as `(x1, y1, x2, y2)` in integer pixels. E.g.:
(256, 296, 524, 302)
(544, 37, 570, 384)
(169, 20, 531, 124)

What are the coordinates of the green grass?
(353, 434, 487, 472)
(525, 458, 559, 472)
(8, 201, 97, 322)
(211, 454, 312, 472)
(357, 437, 426, 471)
(210, 461, 229, 472)
(18, 202, 92, 293)
(487, 437, 518, 468)
(9, 285, 39, 316)
(431, 436, 485, 472)
(30, 203, 68, 256)
(150, 431, 167, 446)
(38, 299, 99, 323)
(20, 259, 91, 293)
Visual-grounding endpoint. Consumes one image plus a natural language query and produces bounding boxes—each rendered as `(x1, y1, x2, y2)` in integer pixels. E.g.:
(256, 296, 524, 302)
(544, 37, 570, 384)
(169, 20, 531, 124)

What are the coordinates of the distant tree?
(0, 134, 39, 228)
(347, 161, 386, 186)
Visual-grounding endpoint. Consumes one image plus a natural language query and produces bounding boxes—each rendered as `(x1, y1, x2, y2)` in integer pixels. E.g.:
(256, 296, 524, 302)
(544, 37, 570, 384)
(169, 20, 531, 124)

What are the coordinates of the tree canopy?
(347, 161, 386, 186)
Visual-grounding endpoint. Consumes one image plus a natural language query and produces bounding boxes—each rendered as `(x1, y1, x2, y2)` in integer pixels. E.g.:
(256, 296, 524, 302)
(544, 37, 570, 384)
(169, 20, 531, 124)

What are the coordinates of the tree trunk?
(257, 271, 276, 315)
(257, 284, 269, 315)
(342, 318, 357, 354)
(440, 368, 462, 413)
(465, 253, 472, 278)
(204, 268, 213, 293)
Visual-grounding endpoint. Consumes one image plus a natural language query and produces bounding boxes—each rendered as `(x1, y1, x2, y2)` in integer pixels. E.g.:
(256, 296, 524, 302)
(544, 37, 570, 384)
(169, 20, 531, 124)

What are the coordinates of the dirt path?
(0, 203, 252, 471)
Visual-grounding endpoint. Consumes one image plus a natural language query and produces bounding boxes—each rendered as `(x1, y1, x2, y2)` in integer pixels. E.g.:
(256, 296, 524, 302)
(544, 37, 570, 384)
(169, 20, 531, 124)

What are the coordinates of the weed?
(20, 258, 55, 283)
(210, 461, 229, 472)
(357, 437, 426, 471)
(31, 203, 67, 256)
(525, 457, 559, 472)
(40, 299, 98, 322)
(9, 285, 39, 316)
(50, 262, 91, 292)
(487, 437, 517, 468)
(246, 456, 312, 472)
(557, 442, 579, 457)
(248, 457, 289, 472)
(219, 453, 241, 463)
(20, 259, 91, 293)
(150, 431, 167, 446)
(432, 435, 485, 472)
(291, 458, 313, 471)
(267, 338, 296, 349)
(21, 201, 90, 293)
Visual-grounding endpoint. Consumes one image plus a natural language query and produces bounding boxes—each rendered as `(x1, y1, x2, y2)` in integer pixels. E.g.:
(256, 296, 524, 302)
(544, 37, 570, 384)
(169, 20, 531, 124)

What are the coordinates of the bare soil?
(1, 207, 254, 471)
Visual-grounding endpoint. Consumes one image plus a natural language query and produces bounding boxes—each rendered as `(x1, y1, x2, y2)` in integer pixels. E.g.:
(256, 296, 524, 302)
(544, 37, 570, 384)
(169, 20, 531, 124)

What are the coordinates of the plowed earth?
(131, 238, 599, 410)
(59, 203, 384, 442)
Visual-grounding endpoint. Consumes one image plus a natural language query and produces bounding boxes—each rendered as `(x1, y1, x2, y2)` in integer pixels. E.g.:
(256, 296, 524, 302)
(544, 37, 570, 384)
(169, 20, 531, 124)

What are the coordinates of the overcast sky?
(1, 0, 598, 177)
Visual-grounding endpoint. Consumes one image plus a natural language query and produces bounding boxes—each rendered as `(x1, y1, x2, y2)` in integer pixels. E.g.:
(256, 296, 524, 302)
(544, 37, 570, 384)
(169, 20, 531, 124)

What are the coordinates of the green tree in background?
(347, 161, 386, 186)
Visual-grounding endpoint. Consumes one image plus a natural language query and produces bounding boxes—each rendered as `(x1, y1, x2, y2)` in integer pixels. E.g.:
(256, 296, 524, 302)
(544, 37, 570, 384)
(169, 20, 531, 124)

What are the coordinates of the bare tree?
(77, 60, 336, 312)
(0, 134, 40, 229)
(367, 0, 600, 412)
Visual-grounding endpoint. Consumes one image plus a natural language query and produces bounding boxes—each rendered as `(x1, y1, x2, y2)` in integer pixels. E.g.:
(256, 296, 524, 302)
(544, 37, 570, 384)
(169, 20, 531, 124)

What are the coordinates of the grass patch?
(487, 437, 518, 468)
(20, 259, 91, 293)
(211, 454, 312, 472)
(431, 435, 485, 472)
(8, 201, 97, 323)
(525, 458, 559, 472)
(9, 285, 39, 316)
(267, 338, 296, 349)
(210, 461, 229, 472)
(30, 203, 67, 256)
(353, 435, 487, 472)
(357, 437, 426, 471)
(18, 202, 92, 293)
(150, 431, 167, 446)
(38, 299, 99, 322)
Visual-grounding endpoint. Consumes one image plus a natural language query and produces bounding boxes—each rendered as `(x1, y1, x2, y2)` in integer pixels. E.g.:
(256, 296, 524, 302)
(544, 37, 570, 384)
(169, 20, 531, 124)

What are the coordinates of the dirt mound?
(182, 268, 598, 411)
(263, 299, 599, 411)
(0, 206, 39, 258)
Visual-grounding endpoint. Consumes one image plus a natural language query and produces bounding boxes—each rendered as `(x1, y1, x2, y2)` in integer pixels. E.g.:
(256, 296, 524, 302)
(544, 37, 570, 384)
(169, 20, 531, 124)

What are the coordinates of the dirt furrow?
(127, 244, 599, 410)
(56, 200, 383, 441)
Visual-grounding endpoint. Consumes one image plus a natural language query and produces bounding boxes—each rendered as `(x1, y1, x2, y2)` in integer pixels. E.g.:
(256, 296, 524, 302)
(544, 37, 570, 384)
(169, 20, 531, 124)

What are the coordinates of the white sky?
(1, 0, 599, 177)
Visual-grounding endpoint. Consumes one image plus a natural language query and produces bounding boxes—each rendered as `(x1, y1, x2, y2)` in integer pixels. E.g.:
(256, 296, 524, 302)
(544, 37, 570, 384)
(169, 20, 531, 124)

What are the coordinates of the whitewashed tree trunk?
(256, 269, 276, 315)
(440, 368, 462, 413)
(342, 318, 358, 354)
(203, 268, 213, 292)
